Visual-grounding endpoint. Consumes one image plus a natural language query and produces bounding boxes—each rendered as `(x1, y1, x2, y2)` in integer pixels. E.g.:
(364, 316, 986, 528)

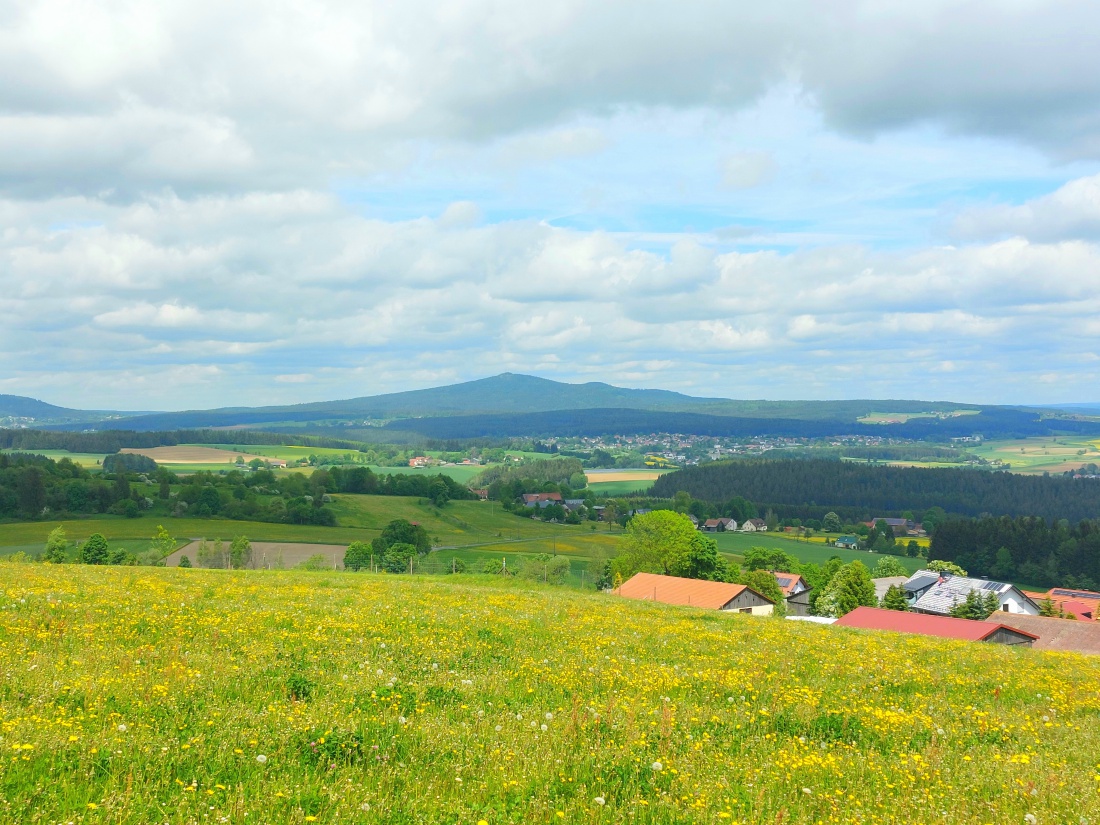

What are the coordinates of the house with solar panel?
(769, 571, 813, 616)
(906, 571, 1040, 617)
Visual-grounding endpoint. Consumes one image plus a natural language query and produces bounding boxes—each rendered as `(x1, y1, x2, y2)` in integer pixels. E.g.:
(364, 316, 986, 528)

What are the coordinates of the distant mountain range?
(1, 373, 1097, 441)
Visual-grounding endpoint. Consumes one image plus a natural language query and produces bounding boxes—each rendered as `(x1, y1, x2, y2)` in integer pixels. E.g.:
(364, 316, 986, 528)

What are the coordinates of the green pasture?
(970, 435, 1100, 474)
(366, 464, 485, 483)
(0, 448, 108, 468)
(586, 479, 659, 495)
(712, 530, 925, 572)
(0, 496, 612, 556)
(0, 538, 181, 560)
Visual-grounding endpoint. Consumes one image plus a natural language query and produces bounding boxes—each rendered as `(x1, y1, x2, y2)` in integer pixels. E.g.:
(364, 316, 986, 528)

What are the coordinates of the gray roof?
(904, 570, 942, 594)
(911, 575, 1020, 616)
(873, 576, 910, 601)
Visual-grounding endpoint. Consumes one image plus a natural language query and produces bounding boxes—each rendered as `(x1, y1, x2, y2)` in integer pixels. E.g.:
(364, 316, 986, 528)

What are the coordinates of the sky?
(3, 0, 1100, 411)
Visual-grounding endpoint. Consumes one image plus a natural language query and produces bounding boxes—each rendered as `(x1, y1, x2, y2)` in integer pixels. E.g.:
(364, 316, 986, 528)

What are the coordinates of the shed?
(983, 613, 1100, 655)
(836, 606, 1037, 646)
(617, 572, 774, 615)
(785, 587, 813, 617)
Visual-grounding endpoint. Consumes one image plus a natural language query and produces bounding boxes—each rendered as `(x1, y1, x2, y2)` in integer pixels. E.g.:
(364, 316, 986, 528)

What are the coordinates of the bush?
(80, 534, 109, 565)
(381, 543, 418, 574)
(519, 554, 571, 584)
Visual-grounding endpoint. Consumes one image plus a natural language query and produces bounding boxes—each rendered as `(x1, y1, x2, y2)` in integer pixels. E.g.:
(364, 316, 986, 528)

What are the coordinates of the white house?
(910, 574, 1040, 617)
(740, 518, 767, 532)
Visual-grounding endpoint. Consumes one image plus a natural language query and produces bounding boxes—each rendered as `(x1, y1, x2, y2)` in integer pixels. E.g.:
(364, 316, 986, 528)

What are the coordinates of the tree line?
(0, 428, 365, 454)
(930, 515, 1100, 590)
(650, 458, 1100, 523)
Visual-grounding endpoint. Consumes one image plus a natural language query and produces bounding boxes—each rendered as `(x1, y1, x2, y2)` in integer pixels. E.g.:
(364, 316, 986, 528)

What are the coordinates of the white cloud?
(3, 189, 1098, 407)
(720, 151, 776, 190)
(953, 173, 1100, 241)
(4, 1, 1100, 408)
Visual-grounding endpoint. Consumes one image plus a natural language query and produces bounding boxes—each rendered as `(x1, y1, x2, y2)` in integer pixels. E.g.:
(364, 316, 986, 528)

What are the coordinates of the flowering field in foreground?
(2, 564, 1100, 825)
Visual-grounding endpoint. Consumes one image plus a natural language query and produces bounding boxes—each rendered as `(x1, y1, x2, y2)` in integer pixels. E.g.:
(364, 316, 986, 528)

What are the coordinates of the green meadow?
(1, 563, 1097, 824)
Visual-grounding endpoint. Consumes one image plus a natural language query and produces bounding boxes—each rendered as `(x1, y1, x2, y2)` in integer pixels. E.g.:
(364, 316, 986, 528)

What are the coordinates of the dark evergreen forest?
(649, 458, 1100, 523)
(930, 516, 1100, 589)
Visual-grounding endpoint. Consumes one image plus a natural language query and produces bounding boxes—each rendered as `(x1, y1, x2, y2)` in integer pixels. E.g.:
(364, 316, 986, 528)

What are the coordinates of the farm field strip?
(119, 445, 274, 464)
(1, 564, 1097, 824)
(970, 436, 1100, 474)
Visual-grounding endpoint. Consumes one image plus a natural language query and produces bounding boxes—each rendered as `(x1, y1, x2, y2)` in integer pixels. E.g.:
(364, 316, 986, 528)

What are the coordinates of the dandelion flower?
(117, 724, 127, 732)
(1025, 815, 1037, 825)
(651, 761, 663, 772)
(594, 797, 606, 806)
(256, 754, 267, 764)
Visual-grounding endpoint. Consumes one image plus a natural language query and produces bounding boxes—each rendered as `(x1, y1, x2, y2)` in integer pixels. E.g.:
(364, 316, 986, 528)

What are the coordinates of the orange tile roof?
(771, 572, 808, 597)
(618, 572, 768, 610)
(1022, 591, 1096, 621)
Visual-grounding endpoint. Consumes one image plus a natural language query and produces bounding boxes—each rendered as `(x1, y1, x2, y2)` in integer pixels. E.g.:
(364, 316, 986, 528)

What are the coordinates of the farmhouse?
(522, 492, 563, 508)
(740, 518, 767, 532)
(836, 606, 1038, 647)
(909, 574, 1039, 617)
(408, 456, 431, 468)
(702, 517, 736, 532)
(983, 613, 1100, 655)
(834, 535, 859, 549)
(617, 572, 775, 615)
(867, 517, 914, 536)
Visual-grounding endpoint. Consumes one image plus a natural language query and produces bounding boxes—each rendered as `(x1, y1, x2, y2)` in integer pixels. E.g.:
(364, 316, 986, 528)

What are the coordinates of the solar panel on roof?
(980, 581, 1001, 591)
(1051, 588, 1100, 599)
(776, 577, 792, 586)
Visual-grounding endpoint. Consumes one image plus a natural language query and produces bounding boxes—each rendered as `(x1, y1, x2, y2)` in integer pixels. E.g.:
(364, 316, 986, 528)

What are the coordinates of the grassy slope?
(1, 563, 1097, 824)
(0, 497, 617, 555)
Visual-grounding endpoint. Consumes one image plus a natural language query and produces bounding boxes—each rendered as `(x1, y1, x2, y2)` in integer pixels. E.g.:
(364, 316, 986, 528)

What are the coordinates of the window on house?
(1002, 603, 1009, 611)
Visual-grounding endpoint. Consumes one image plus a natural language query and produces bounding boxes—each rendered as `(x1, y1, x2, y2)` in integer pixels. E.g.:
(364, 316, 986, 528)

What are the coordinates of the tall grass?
(2, 561, 1098, 823)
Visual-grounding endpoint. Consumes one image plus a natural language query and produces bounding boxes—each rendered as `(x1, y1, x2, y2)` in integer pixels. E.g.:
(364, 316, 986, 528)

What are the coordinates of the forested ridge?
(650, 458, 1100, 523)
(386, 406, 1100, 441)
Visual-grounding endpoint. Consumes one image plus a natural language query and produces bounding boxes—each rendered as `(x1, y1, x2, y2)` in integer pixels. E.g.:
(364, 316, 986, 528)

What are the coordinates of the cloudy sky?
(3, 0, 1100, 410)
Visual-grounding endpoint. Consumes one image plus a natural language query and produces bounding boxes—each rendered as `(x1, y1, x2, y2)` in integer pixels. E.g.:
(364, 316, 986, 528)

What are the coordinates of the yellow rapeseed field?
(2, 561, 1099, 824)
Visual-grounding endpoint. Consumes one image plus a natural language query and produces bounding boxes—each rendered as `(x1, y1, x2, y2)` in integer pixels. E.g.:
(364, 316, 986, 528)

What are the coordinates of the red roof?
(1022, 590, 1096, 621)
(836, 606, 1039, 643)
(522, 492, 562, 503)
(617, 572, 771, 610)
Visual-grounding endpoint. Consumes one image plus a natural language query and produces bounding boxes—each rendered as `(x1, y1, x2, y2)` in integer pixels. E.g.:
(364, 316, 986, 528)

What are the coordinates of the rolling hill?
(5, 373, 993, 431)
